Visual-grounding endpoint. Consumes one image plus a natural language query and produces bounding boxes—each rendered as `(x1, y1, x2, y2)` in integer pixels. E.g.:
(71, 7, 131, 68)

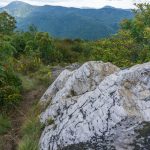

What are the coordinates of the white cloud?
(0, 0, 150, 8)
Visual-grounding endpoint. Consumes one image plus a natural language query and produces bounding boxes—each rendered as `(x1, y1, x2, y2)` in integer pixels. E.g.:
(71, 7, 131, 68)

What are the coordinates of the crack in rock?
(39, 61, 150, 150)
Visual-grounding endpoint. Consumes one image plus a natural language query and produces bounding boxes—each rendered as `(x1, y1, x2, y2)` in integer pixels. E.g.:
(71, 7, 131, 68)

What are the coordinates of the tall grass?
(0, 115, 11, 135)
(18, 103, 44, 150)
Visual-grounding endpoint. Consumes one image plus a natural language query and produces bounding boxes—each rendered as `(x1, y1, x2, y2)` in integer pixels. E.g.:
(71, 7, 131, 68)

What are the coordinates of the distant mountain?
(0, 1, 36, 18)
(0, 1, 134, 40)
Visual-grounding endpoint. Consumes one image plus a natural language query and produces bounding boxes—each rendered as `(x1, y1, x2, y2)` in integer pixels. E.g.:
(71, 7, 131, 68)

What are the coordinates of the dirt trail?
(1, 66, 67, 150)
(1, 86, 46, 150)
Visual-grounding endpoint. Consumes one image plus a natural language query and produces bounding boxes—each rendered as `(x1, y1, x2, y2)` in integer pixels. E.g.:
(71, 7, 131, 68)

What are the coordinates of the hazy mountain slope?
(0, 1, 133, 40)
(0, 1, 36, 18)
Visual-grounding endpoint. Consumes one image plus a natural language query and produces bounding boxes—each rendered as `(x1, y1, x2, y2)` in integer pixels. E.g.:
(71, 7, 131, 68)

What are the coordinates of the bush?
(11, 33, 26, 58)
(14, 55, 42, 75)
(0, 67, 22, 110)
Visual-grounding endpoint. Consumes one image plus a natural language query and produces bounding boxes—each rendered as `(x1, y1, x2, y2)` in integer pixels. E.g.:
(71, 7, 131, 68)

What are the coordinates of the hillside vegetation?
(0, 3, 150, 150)
(0, 1, 133, 40)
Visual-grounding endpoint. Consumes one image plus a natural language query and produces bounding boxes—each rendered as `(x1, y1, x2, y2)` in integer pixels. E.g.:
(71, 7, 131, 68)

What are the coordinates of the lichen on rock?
(39, 61, 150, 150)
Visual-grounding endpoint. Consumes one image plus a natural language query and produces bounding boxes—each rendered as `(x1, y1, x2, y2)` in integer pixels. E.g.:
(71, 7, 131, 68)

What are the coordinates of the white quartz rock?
(39, 62, 150, 150)
(40, 61, 119, 122)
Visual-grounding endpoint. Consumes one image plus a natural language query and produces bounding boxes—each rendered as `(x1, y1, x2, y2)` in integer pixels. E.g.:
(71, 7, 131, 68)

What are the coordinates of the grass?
(18, 118, 43, 150)
(138, 122, 150, 137)
(29, 66, 52, 87)
(17, 65, 53, 150)
(18, 136, 39, 150)
(0, 115, 11, 150)
(0, 115, 11, 135)
(18, 74, 38, 92)
(18, 65, 52, 92)
(18, 103, 44, 150)
(47, 118, 55, 126)
(0, 64, 53, 150)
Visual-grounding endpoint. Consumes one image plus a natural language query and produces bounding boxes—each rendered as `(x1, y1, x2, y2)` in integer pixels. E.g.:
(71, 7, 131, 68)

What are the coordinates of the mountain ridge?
(0, 1, 134, 40)
(2, 1, 131, 10)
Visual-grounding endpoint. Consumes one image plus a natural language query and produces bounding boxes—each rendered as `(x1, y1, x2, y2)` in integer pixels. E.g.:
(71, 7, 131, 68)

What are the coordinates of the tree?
(0, 11, 16, 34)
(121, 3, 150, 44)
(11, 32, 26, 57)
(35, 32, 61, 64)
(120, 3, 150, 63)
(28, 24, 38, 35)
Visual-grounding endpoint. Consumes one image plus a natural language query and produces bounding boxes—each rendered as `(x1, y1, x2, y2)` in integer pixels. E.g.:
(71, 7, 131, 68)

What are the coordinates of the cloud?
(0, 0, 150, 8)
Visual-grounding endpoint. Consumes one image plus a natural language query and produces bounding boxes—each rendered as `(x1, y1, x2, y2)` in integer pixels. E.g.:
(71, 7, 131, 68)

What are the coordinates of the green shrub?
(0, 67, 22, 110)
(14, 55, 42, 75)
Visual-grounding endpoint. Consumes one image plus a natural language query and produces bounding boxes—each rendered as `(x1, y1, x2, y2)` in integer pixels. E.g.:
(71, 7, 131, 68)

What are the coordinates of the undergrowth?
(18, 103, 44, 150)
(0, 115, 11, 135)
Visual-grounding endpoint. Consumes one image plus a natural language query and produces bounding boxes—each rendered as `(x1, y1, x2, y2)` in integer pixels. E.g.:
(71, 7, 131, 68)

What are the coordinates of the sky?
(0, 0, 150, 9)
